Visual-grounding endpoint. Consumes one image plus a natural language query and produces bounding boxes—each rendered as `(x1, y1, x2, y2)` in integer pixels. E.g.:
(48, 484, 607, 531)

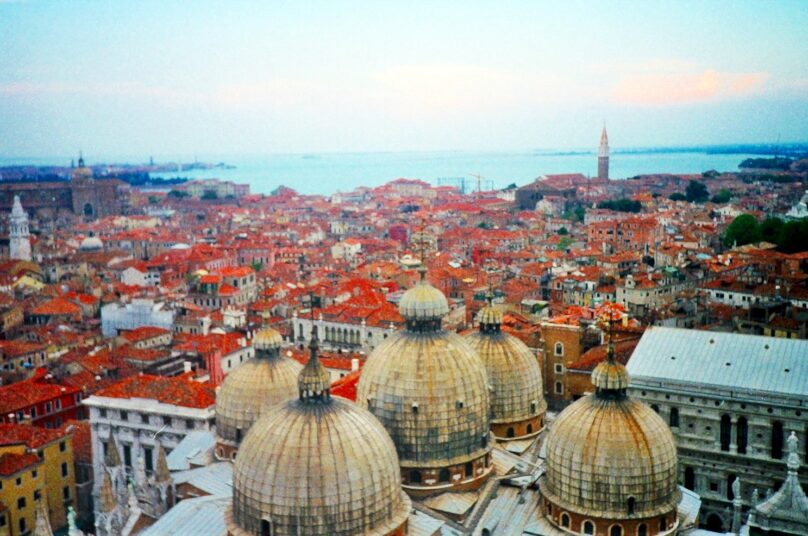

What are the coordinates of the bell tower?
(598, 125, 609, 180)
(9, 195, 32, 261)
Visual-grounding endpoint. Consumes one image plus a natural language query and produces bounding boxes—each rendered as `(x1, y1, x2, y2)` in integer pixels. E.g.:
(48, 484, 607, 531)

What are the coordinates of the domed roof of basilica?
(358, 268, 491, 471)
(228, 334, 410, 536)
(215, 329, 302, 445)
(79, 236, 104, 251)
(465, 296, 545, 428)
(397, 266, 449, 321)
(540, 342, 680, 521)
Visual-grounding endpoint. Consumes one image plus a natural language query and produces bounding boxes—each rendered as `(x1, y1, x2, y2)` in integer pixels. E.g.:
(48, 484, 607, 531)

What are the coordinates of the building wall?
(540, 323, 583, 408)
(0, 448, 43, 536)
(38, 436, 77, 532)
(630, 382, 808, 532)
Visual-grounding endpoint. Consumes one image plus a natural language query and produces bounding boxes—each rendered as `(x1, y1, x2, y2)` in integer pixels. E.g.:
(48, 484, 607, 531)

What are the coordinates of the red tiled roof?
(93, 374, 215, 409)
(30, 297, 82, 316)
(331, 370, 361, 401)
(121, 326, 171, 343)
(0, 370, 81, 415)
(0, 423, 68, 449)
(0, 452, 40, 476)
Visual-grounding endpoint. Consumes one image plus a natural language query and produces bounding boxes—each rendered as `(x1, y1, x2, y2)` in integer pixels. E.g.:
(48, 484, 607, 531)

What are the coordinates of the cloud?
(613, 69, 768, 106)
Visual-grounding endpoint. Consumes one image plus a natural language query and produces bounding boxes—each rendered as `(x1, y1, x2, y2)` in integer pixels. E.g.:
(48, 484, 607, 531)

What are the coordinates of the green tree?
(724, 214, 760, 247)
(557, 227, 569, 235)
(759, 217, 784, 244)
(710, 189, 731, 204)
(558, 236, 573, 250)
(148, 195, 159, 204)
(685, 181, 709, 203)
(668, 192, 686, 201)
(201, 190, 218, 200)
(778, 219, 808, 253)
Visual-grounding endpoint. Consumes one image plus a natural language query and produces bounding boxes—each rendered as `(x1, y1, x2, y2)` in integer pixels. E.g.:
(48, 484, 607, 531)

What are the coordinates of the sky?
(1, 1, 807, 158)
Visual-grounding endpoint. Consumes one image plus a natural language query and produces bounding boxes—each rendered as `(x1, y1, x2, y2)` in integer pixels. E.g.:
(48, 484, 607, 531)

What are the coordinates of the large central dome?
(540, 344, 680, 536)
(227, 332, 410, 536)
(358, 267, 492, 496)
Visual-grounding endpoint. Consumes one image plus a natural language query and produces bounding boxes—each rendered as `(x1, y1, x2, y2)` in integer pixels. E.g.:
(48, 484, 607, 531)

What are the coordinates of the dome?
(465, 301, 546, 440)
(79, 236, 104, 251)
(214, 341, 302, 451)
(540, 349, 680, 532)
(228, 335, 410, 536)
(252, 327, 283, 351)
(398, 267, 449, 322)
(358, 268, 492, 494)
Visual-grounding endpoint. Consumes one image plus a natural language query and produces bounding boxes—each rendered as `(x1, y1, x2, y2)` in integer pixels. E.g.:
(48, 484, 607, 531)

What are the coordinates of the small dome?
(398, 268, 449, 321)
(465, 329, 545, 434)
(541, 356, 680, 523)
(252, 327, 283, 351)
(476, 304, 503, 326)
(79, 236, 104, 251)
(215, 350, 302, 445)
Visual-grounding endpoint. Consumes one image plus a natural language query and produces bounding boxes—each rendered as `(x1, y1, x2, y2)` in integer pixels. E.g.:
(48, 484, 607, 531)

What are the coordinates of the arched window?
(555, 381, 563, 394)
(465, 462, 473, 477)
(720, 414, 731, 451)
(409, 470, 421, 484)
(507, 427, 515, 438)
(627, 496, 635, 515)
(669, 407, 679, 428)
(737, 417, 748, 454)
(560, 513, 570, 528)
(610, 525, 623, 536)
(727, 473, 736, 500)
(637, 523, 647, 536)
(527, 423, 533, 434)
(659, 518, 668, 532)
(439, 468, 450, 482)
(260, 519, 271, 536)
(772, 421, 784, 459)
(554, 342, 564, 356)
(684, 466, 695, 490)
(583, 520, 595, 535)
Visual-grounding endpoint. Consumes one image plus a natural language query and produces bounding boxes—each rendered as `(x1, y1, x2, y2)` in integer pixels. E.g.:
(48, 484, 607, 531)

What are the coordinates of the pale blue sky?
(1, 1, 807, 158)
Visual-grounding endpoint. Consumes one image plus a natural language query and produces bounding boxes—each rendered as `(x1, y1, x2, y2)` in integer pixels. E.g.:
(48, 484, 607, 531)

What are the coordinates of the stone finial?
(787, 431, 800, 472)
(99, 471, 117, 513)
(154, 441, 171, 483)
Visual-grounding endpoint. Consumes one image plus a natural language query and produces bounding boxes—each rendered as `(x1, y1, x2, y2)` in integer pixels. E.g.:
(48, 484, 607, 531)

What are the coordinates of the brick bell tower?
(598, 125, 609, 180)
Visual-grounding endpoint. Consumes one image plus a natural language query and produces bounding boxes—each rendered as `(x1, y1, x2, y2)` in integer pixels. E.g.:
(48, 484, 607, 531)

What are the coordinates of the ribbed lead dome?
(227, 329, 411, 536)
(465, 300, 545, 438)
(358, 268, 492, 492)
(215, 330, 302, 445)
(398, 267, 449, 322)
(540, 351, 680, 525)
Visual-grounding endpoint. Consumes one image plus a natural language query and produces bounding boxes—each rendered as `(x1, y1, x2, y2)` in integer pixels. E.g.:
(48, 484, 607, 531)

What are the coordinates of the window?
(61, 462, 68, 477)
(720, 414, 731, 451)
(261, 519, 271, 536)
(144, 446, 154, 472)
(554, 364, 564, 374)
(120, 411, 128, 421)
(56, 399, 62, 410)
(59, 441, 66, 453)
(651, 404, 659, 414)
(507, 427, 515, 438)
(560, 513, 570, 528)
(727, 474, 736, 500)
(669, 407, 679, 428)
(709, 481, 718, 492)
(737, 417, 748, 454)
(627, 496, 635, 515)
(527, 423, 533, 434)
(186, 419, 194, 430)
(16, 477, 22, 486)
(100, 408, 107, 418)
(123, 445, 132, 468)
(163, 416, 172, 426)
(17, 497, 25, 509)
(554, 342, 564, 356)
(0, 514, 5, 527)
(465, 462, 473, 477)
(141, 413, 150, 424)
(684, 466, 695, 491)
(19, 518, 26, 534)
(45, 402, 52, 413)
(410, 470, 422, 484)
(34, 490, 41, 501)
(555, 381, 563, 394)
(637, 524, 647, 536)
(772, 421, 784, 459)
(610, 525, 623, 536)
(439, 468, 450, 482)
(583, 520, 594, 535)
(63, 486, 70, 500)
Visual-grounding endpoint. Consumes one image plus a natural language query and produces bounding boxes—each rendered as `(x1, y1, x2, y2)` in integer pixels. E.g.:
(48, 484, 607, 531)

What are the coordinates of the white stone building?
(101, 299, 176, 337)
(627, 327, 808, 533)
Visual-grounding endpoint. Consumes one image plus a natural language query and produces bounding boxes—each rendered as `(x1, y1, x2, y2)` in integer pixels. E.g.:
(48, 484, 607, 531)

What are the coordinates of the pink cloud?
(614, 69, 768, 106)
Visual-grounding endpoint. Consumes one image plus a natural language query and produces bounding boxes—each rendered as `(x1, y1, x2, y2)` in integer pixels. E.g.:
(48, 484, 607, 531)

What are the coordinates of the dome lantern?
(398, 266, 449, 332)
(298, 326, 331, 402)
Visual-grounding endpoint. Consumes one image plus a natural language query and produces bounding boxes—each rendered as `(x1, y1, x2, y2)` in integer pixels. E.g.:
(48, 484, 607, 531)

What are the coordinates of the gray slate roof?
(627, 327, 808, 398)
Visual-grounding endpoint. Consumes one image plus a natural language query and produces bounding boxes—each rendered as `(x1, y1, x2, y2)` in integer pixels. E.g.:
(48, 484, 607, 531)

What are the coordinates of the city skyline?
(2, 1, 808, 157)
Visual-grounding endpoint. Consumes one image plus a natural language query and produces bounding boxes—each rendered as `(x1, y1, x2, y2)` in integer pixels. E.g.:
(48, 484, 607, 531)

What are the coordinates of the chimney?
(183, 361, 192, 373)
(351, 358, 360, 372)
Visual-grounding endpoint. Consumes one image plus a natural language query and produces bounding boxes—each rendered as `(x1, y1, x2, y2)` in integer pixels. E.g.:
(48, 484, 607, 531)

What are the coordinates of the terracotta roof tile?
(0, 452, 40, 476)
(93, 374, 215, 409)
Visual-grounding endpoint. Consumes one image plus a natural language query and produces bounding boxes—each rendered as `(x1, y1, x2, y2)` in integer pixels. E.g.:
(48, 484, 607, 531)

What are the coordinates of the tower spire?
(598, 124, 610, 180)
(298, 295, 330, 402)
